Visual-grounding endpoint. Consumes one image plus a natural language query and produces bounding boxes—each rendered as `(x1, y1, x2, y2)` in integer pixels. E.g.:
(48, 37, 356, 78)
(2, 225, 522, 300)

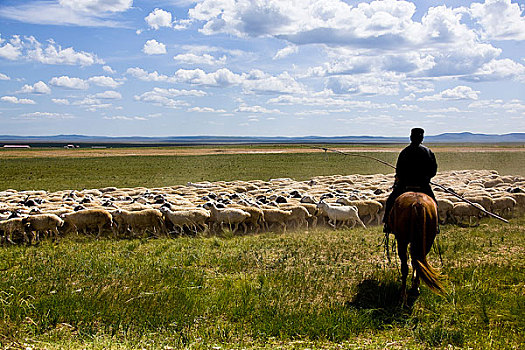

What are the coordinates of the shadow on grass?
(347, 279, 417, 325)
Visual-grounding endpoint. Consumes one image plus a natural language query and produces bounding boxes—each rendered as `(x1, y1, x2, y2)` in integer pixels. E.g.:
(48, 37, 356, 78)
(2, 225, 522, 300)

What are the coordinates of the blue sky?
(0, 0, 524, 137)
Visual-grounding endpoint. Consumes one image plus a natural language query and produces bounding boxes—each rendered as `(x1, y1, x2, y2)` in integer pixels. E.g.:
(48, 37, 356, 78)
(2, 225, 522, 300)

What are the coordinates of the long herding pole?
(311, 146, 509, 223)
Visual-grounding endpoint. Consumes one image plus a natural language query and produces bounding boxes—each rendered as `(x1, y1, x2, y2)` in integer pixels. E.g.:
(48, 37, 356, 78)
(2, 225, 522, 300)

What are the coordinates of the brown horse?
(389, 192, 444, 305)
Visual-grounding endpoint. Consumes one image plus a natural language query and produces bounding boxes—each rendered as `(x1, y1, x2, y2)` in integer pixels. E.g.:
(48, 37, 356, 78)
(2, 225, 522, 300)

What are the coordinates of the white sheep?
(451, 202, 485, 226)
(203, 203, 251, 234)
(0, 218, 29, 244)
(492, 196, 517, 218)
(22, 214, 64, 241)
(161, 208, 210, 235)
(261, 208, 293, 232)
(62, 209, 113, 236)
(316, 201, 366, 229)
(335, 198, 382, 226)
(279, 204, 312, 229)
(112, 209, 166, 237)
(436, 198, 454, 224)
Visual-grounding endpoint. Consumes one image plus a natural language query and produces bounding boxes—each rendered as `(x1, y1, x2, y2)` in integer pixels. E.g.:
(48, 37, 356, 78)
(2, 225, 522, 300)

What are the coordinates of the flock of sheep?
(0, 169, 523, 245)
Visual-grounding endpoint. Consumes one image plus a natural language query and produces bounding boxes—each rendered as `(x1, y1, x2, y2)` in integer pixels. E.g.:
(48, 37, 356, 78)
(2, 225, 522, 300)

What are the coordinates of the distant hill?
(0, 132, 524, 145)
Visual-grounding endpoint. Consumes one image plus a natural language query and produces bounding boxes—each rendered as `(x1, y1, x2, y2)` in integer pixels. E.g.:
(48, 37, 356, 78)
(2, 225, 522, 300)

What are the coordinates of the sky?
(0, 0, 524, 137)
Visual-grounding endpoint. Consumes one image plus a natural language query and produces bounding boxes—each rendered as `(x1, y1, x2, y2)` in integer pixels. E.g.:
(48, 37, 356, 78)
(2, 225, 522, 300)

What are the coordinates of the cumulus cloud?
(242, 70, 306, 94)
(419, 86, 480, 101)
(188, 0, 515, 81)
(173, 53, 226, 65)
(461, 59, 525, 82)
(1, 96, 36, 104)
(0, 35, 22, 60)
(143, 39, 167, 55)
(145, 8, 173, 29)
(327, 72, 402, 95)
(174, 68, 243, 86)
(49, 76, 89, 90)
(18, 81, 51, 94)
(88, 75, 121, 88)
(469, 0, 525, 41)
(126, 67, 176, 83)
(103, 65, 116, 74)
(0, 35, 103, 66)
(134, 88, 195, 108)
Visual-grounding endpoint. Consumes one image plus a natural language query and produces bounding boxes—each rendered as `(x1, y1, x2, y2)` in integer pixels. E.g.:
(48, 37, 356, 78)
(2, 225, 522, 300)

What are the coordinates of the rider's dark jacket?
(383, 142, 437, 224)
(395, 143, 437, 187)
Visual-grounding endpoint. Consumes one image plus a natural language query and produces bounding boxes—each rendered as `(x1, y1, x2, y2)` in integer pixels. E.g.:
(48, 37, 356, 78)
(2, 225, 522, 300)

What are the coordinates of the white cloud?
(174, 68, 243, 86)
(1, 96, 36, 104)
(173, 53, 226, 65)
(19, 111, 74, 119)
(0, 73, 10, 80)
(88, 75, 121, 88)
(126, 67, 176, 82)
(327, 72, 402, 95)
(419, 86, 480, 101)
(273, 45, 298, 60)
(235, 104, 282, 114)
(134, 89, 192, 108)
(462, 59, 525, 82)
(242, 70, 306, 94)
(103, 115, 147, 121)
(0, 1, 132, 27)
(91, 90, 122, 99)
(138, 87, 207, 98)
(0, 35, 22, 60)
(188, 107, 227, 113)
(18, 81, 51, 94)
(0, 35, 102, 65)
(58, 0, 132, 13)
(49, 76, 89, 90)
(470, 0, 525, 41)
(145, 8, 173, 29)
(103, 65, 116, 74)
(52, 98, 70, 105)
(143, 39, 167, 55)
(73, 97, 112, 111)
(25, 36, 104, 66)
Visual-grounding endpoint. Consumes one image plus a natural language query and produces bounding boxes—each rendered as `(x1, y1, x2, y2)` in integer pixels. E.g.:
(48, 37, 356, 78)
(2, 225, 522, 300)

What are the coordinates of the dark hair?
(410, 128, 424, 144)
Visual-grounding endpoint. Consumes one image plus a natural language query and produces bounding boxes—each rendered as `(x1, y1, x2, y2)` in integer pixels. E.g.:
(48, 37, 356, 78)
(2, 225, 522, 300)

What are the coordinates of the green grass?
(0, 217, 523, 349)
(1, 147, 524, 348)
(1, 150, 524, 192)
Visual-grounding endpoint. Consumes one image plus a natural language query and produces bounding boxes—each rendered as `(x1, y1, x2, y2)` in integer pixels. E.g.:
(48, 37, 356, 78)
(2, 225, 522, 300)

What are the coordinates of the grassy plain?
(1, 145, 524, 349)
(1, 145, 525, 191)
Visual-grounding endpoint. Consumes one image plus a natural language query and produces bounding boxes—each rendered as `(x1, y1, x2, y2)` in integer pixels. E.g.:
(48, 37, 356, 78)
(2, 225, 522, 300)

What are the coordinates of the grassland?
(1, 148, 524, 192)
(1, 146, 524, 349)
(1, 219, 523, 349)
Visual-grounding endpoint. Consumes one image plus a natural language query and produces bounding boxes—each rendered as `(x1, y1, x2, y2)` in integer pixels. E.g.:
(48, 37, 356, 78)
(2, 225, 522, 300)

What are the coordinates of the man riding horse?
(383, 128, 438, 234)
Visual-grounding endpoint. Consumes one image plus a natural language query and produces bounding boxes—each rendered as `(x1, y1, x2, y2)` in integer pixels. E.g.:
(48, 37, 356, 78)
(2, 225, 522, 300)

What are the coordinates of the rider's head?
(410, 128, 424, 145)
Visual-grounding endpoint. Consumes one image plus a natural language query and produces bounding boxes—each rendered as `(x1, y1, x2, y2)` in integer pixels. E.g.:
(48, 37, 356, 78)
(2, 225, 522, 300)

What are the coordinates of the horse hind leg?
(397, 240, 409, 306)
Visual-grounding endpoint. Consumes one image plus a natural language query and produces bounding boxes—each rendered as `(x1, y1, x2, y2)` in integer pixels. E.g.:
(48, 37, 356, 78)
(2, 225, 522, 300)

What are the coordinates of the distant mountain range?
(0, 132, 524, 145)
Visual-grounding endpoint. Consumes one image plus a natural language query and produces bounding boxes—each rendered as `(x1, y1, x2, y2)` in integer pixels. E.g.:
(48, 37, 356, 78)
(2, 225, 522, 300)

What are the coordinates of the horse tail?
(411, 201, 445, 295)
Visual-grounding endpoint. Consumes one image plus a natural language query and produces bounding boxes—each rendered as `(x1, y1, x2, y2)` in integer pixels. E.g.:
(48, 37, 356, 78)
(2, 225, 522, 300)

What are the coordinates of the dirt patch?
(1, 146, 524, 158)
